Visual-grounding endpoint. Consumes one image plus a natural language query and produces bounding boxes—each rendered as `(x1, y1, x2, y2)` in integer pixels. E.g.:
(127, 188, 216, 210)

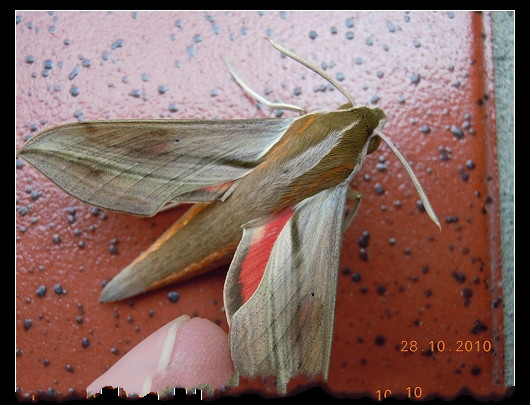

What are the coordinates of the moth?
(18, 38, 440, 393)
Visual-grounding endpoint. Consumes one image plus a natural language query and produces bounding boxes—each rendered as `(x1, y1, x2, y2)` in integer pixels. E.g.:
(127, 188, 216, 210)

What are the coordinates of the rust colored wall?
(16, 11, 509, 400)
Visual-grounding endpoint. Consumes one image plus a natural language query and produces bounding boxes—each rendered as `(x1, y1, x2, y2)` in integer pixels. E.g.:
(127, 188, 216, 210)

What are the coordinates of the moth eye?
(367, 135, 381, 154)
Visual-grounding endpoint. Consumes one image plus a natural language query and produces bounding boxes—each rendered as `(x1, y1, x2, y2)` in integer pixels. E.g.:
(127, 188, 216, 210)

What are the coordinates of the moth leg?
(344, 188, 362, 231)
(222, 57, 306, 115)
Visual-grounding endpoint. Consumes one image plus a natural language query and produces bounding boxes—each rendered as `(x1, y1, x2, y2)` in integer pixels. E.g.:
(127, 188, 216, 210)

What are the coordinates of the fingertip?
(86, 315, 234, 397)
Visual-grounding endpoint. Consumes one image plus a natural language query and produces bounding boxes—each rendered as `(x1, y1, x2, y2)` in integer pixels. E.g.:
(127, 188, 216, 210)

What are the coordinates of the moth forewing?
(18, 118, 294, 217)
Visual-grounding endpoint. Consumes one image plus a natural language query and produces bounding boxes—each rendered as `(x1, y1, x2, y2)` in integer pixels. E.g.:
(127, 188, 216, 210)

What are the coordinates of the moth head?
(339, 103, 385, 156)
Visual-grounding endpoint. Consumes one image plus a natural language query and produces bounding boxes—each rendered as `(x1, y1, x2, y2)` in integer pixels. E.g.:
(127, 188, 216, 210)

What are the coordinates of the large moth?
(18, 38, 440, 393)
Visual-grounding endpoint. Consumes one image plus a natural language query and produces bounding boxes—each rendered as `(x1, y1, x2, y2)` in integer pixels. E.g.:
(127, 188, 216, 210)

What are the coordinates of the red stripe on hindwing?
(238, 208, 294, 304)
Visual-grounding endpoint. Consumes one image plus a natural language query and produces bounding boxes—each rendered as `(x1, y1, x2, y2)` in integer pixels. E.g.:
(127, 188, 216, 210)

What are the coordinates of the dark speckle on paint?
(451, 125, 464, 139)
(451, 271, 466, 283)
(109, 238, 119, 255)
(374, 335, 386, 346)
(129, 89, 141, 98)
(422, 349, 434, 357)
(461, 287, 473, 306)
(111, 38, 124, 50)
(493, 297, 502, 309)
(81, 337, 90, 348)
(470, 365, 481, 376)
(70, 86, 80, 97)
(52, 234, 61, 244)
(36, 285, 47, 297)
(445, 215, 459, 224)
(211, 23, 220, 35)
(459, 167, 469, 182)
(420, 125, 431, 134)
(346, 31, 354, 40)
(471, 319, 488, 334)
(66, 364, 74, 373)
(438, 146, 452, 161)
(358, 230, 370, 248)
(74, 109, 84, 121)
(168, 291, 180, 302)
(110, 347, 120, 355)
(54, 284, 64, 295)
(359, 248, 368, 262)
(309, 31, 317, 40)
(24, 319, 33, 331)
(351, 272, 362, 283)
(345, 17, 354, 28)
(410, 73, 421, 85)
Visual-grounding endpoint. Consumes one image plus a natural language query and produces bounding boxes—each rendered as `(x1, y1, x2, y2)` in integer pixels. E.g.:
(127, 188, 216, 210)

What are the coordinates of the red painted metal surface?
(16, 11, 508, 400)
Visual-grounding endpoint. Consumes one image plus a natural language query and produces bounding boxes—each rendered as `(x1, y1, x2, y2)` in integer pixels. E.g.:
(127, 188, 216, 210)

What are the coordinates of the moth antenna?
(222, 56, 306, 115)
(265, 37, 356, 107)
(375, 130, 441, 230)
